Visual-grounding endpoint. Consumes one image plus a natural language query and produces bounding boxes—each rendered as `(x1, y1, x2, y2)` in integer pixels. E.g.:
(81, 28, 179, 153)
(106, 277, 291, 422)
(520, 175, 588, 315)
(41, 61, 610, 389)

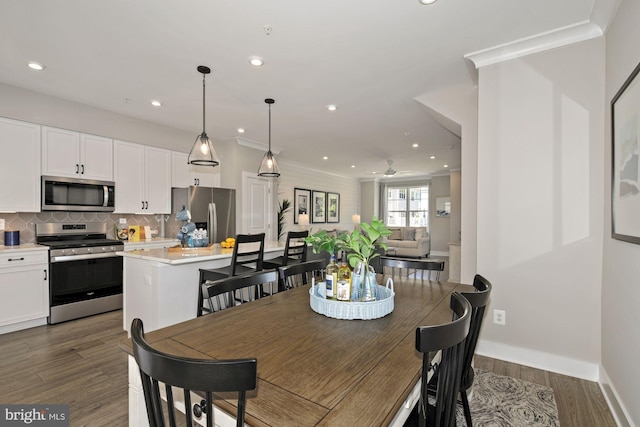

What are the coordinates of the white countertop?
(123, 237, 180, 250)
(117, 241, 286, 265)
(0, 244, 49, 253)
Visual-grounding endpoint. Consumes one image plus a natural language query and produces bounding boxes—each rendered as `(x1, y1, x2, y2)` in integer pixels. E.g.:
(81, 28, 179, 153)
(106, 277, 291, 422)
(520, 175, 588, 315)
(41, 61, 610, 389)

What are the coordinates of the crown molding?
(235, 136, 282, 154)
(465, 20, 603, 69)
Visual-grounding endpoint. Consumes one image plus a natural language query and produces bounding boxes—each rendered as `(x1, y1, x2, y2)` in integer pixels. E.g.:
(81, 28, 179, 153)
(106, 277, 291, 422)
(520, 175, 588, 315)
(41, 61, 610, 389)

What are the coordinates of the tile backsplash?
(0, 212, 167, 245)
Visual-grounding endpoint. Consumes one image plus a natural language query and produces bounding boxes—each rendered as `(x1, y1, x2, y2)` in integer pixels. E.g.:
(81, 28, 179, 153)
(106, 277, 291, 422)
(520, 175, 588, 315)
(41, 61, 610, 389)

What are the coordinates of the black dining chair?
(380, 256, 445, 280)
(277, 259, 326, 291)
(197, 270, 278, 317)
(263, 230, 308, 269)
(198, 233, 265, 291)
(427, 274, 492, 426)
(412, 292, 472, 427)
(131, 318, 257, 427)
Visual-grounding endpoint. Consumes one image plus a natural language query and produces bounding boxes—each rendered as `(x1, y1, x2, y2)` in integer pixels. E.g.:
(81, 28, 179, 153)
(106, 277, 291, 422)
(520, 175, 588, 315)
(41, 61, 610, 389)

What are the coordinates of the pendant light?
(188, 65, 219, 167)
(257, 98, 280, 177)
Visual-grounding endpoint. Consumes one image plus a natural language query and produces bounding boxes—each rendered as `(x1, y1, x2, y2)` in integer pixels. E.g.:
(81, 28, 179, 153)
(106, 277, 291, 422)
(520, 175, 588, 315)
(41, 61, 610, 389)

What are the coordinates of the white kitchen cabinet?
(0, 246, 49, 333)
(171, 151, 220, 188)
(42, 126, 113, 181)
(0, 117, 41, 212)
(114, 140, 171, 214)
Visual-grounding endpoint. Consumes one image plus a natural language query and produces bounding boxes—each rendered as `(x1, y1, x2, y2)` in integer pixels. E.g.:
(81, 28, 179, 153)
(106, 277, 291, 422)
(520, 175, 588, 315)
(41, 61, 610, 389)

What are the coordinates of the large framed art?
(611, 61, 640, 245)
(312, 190, 326, 223)
(327, 192, 340, 223)
(293, 188, 310, 224)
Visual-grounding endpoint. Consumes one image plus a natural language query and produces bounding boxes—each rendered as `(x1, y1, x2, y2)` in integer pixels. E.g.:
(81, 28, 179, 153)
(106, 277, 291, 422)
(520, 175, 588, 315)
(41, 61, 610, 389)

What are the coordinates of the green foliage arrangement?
(338, 217, 392, 268)
(305, 216, 391, 267)
(277, 198, 291, 241)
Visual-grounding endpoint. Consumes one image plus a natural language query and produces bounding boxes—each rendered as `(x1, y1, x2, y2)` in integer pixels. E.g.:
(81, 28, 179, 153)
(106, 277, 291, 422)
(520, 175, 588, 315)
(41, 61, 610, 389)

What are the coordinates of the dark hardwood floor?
(0, 309, 616, 426)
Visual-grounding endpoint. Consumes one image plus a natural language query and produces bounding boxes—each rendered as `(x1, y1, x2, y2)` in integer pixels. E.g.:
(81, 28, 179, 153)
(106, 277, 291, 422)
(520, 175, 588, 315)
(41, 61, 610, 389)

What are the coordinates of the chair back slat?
(199, 270, 278, 316)
(380, 256, 445, 280)
(459, 274, 492, 386)
(131, 318, 257, 427)
(278, 260, 326, 290)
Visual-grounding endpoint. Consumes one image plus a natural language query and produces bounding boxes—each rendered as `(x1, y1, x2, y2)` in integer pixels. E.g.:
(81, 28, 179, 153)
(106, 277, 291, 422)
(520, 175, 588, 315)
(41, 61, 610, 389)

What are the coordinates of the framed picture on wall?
(311, 190, 326, 223)
(611, 61, 640, 245)
(293, 188, 311, 224)
(327, 192, 340, 223)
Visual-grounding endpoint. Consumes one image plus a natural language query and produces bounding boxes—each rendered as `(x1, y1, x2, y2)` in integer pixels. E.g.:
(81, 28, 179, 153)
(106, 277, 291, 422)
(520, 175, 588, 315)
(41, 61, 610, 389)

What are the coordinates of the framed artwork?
(327, 192, 340, 223)
(311, 190, 326, 223)
(293, 188, 311, 224)
(611, 61, 640, 245)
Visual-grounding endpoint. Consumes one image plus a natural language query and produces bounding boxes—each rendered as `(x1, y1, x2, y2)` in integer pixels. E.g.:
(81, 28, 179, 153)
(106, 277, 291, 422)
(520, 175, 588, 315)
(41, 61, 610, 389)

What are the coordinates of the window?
(386, 185, 429, 227)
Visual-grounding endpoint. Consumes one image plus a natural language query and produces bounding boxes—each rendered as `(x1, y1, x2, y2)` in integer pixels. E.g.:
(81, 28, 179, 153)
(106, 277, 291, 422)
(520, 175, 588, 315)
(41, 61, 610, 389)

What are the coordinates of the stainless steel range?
(36, 222, 124, 324)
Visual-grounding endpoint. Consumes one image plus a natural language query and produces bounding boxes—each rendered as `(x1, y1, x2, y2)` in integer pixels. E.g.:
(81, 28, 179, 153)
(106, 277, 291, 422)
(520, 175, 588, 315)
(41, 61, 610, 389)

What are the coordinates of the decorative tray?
(309, 278, 395, 320)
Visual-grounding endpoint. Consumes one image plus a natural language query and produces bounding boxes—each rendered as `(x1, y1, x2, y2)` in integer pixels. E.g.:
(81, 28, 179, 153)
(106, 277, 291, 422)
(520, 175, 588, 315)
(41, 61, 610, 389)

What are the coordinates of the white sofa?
(383, 226, 430, 258)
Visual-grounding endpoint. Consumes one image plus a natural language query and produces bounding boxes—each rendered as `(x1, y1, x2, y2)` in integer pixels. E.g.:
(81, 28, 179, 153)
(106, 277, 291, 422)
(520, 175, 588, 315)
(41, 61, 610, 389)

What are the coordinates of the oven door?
(49, 255, 123, 306)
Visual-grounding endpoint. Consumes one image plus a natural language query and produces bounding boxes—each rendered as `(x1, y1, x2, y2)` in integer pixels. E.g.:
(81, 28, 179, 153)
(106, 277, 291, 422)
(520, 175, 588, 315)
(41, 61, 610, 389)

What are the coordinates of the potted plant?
(338, 217, 391, 301)
(305, 229, 344, 258)
(277, 198, 291, 241)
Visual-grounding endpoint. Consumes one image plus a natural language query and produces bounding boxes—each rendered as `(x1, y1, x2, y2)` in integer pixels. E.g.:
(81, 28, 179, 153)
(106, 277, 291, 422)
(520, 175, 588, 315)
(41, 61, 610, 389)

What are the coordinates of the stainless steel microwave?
(42, 176, 115, 212)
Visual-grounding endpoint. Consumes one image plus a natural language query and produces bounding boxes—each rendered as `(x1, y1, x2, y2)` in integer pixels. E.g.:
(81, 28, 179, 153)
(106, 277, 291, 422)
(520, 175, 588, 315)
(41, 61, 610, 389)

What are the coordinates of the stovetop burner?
(35, 222, 123, 251)
(40, 239, 122, 249)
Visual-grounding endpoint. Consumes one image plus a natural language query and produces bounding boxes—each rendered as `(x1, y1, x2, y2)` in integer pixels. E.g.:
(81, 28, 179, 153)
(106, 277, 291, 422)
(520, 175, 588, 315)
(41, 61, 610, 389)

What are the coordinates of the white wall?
(275, 160, 361, 234)
(475, 38, 606, 380)
(602, 0, 640, 424)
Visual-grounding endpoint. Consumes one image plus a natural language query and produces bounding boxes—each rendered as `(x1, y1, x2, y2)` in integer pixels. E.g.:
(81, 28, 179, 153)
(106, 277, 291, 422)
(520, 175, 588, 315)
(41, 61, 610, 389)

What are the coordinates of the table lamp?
(299, 213, 310, 230)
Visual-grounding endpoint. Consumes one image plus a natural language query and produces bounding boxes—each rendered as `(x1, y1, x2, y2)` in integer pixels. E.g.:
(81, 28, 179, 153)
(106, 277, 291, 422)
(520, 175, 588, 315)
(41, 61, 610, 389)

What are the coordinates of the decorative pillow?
(389, 228, 402, 240)
(414, 228, 424, 240)
(404, 228, 416, 241)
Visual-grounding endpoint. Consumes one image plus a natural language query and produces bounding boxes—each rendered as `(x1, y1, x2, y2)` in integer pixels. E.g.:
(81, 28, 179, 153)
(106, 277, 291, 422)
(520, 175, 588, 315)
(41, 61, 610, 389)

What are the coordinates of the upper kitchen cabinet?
(42, 126, 113, 181)
(0, 117, 41, 212)
(114, 140, 171, 214)
(171, 151, 220, 188)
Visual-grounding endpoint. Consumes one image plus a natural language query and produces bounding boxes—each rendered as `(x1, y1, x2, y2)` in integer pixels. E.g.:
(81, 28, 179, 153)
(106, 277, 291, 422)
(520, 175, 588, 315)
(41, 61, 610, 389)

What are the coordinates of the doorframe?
(241, 171, 274, 240)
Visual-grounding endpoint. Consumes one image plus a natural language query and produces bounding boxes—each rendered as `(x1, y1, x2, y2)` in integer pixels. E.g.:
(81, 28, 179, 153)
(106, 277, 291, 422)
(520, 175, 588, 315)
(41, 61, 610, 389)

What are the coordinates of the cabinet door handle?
(145, 201, 149, 209)
(76, 164, 79, 173)
(44, 269, 47, 280)
(141, 201, 145, 210)
(8, 257, 25, 262)
(81, 164, 85, 174)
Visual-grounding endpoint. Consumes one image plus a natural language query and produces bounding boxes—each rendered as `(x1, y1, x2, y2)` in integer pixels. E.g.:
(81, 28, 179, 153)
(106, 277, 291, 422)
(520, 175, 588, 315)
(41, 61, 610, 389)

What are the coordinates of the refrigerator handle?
(208, 203, 217, 243)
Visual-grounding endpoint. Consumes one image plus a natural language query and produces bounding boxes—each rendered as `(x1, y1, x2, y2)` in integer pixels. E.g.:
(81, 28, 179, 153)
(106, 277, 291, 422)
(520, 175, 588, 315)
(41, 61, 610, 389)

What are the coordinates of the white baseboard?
(0, 317, 47, 335)
(475, 339, 599, 381)
(599, 366, 635, 427)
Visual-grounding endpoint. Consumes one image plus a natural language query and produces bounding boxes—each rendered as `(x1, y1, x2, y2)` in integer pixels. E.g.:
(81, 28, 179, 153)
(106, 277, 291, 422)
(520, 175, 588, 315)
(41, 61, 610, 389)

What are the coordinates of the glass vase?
(353, 261, 377, 302)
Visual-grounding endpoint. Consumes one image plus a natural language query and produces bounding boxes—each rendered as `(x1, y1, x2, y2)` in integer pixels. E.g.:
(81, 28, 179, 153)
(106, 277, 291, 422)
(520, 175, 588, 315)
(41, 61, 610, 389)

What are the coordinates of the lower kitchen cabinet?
(0, 246, 49, 334)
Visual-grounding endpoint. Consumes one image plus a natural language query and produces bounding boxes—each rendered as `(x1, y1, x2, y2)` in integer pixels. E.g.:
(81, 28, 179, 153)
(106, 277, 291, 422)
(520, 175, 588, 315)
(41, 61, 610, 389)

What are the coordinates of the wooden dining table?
(120, 275, 469, 427)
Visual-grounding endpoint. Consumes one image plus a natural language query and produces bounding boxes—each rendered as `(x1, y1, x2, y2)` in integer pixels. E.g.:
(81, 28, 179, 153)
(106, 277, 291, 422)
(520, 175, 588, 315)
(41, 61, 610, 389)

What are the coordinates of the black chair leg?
(461, 390, 472, 427)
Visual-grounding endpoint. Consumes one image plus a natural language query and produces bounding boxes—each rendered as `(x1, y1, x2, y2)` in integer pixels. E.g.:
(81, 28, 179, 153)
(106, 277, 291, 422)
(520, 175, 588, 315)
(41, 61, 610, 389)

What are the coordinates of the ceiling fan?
(373, 160, 412, 177)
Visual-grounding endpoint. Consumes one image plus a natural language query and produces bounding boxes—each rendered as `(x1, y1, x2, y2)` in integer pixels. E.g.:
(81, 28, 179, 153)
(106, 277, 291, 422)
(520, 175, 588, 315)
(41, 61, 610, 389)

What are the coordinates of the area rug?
(456, 369, 560, 426)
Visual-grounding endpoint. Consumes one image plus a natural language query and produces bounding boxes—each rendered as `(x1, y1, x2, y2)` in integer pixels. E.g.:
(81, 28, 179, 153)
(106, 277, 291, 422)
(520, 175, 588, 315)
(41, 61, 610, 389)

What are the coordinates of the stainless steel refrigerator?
(172, 186, 236, 243)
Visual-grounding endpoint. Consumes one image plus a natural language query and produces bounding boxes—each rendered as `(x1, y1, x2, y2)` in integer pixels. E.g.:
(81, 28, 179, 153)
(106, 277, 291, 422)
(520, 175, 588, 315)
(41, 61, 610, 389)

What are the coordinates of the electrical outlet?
(119, 218, 127, 224)
(493, 309, 506, 326)
(0, 218, 5, 231)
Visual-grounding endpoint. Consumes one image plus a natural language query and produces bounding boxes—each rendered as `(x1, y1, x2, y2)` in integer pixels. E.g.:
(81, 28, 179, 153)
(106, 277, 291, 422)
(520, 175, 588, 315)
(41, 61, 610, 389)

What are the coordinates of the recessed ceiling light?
(323, 156, 329, 160)
(237, 128, 245, 133)
(150, 100, 162, 107)
(418, 0, 437, 4)
(249, 57, 264, 67)
(430, 155, 436, 159)
(412, 143, 419, 148)
(327, 105, 337, 111)
(443, 164, 449, 168)
(27, 61, 45, 71)
(351, 165, 356, 168)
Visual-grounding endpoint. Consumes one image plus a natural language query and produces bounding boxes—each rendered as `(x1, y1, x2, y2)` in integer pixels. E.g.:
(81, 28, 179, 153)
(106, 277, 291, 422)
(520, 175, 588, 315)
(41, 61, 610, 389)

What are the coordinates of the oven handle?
(51, 252, 120, 263)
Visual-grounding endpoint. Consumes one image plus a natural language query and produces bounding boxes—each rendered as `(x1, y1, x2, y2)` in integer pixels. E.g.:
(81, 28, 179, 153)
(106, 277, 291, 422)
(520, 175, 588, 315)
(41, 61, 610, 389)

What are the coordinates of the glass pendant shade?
(258, 150, 280, 177)
(188, 65, 220, 167)
(258, 98, 281, 177)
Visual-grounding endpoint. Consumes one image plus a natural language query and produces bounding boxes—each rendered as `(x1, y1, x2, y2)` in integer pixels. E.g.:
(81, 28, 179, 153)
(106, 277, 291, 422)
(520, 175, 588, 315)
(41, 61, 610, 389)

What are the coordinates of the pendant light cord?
(268, 103, 272, 151)
(202, 73, 206, 134)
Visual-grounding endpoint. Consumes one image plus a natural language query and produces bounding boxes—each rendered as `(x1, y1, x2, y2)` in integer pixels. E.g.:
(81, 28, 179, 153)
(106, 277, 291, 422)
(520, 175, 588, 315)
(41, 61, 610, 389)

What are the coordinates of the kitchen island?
(117, 241, 285, 332)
